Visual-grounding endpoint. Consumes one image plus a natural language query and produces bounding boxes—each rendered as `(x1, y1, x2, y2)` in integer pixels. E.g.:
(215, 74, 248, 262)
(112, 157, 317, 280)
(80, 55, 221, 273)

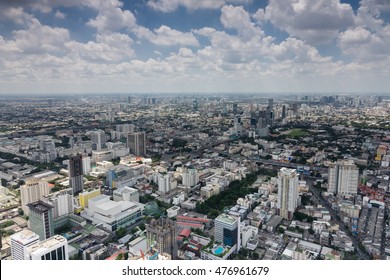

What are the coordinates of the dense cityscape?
(0, 93, 389, 261)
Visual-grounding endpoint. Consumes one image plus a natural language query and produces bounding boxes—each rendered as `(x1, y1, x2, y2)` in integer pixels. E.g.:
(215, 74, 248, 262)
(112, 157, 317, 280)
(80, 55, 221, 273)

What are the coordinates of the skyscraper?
(277, 168, 298, 220)
(91, 130, 106, 150)
(127, 132, 146, 156)
(214, 214, 239, 250)
(328, 160, 359, 196)
(69, 154, 84, 194)
(146, 218, 177, 259)
(27, 200, 54, 241)
(10, 229, 39, 260)
(20, 179, 50, 215)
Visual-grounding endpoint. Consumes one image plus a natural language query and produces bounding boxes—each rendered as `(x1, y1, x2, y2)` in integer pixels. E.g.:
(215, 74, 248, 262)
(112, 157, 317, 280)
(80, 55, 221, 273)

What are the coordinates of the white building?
(81, 195, 143, 232)
(277, 168, 298, 220)
(158, 172, 177, 194)
(113, 186, 139, 202)
(20, 179, 50, 215)
(82, 156, 91, 175)
(92, 149, 113, 163)
(42, 189, 74, 219)
(10, 229, 39, 260)
(166, 206, 180, 218)
(26, 235, 69, 260)
(328, 160, 359, 196)
(182, 169, 199, 188)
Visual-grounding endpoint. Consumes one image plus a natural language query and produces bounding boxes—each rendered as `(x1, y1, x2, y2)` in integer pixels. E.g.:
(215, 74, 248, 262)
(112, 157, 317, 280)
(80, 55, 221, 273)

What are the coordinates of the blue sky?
(0, 0, 389, 94)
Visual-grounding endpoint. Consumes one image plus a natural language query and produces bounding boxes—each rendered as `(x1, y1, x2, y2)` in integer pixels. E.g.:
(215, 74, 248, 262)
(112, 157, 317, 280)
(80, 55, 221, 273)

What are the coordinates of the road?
(307, 179, 371, 260)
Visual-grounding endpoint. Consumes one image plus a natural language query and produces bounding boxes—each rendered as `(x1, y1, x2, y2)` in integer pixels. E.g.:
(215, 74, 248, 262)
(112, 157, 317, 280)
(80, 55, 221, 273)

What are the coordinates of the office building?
(127, 132, 146, 156)
(328, 160, 359, 196)
(146, 218, 177, 259)
(277, 168, 298, 220)
(91, 130, 106, 150)
(27, 200, 54, 241)
(10, 229, 39, 260)
(26, 235, 68, 260)
(79, 188, 101, 209)
(20, 179, 50, 215)
(69, 154, 84, 194)
(214, 213, 239, 249)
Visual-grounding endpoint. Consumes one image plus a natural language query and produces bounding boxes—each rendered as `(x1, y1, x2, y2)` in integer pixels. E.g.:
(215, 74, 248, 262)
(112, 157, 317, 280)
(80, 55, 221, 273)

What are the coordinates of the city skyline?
(0, 0, 390, 94)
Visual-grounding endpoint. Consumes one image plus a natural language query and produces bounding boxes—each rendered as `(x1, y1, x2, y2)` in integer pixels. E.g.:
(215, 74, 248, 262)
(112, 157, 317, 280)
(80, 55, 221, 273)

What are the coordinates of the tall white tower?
(277, 168, 298, 220)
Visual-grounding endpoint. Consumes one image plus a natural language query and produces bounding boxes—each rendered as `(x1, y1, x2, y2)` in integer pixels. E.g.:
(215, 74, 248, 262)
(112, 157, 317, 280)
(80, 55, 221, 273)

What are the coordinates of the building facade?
(277, 168, 298, 220)
(69, 154, 84, 194)
(328, 160, 359, 196)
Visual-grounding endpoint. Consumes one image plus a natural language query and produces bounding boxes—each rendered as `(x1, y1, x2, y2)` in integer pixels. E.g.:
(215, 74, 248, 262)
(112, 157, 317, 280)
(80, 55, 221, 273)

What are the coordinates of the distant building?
(10, 229, 39, 260)
(91, 130, 106, 150)
(146, 218, 177, 259)
(26, 235, 68, 260)
(214, 213, 239, 250)
(277, 168, 298, 220)
(27, 200, 54, 241)
(127, 132, 146, 156)
(328, 160, 359, 196)
(69, 154, 84, 194)
(20, 179, 50, 215)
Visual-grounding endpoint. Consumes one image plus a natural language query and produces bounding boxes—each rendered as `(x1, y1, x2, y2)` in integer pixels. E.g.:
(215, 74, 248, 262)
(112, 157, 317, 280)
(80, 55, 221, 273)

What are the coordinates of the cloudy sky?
(0, 0, 389, 94)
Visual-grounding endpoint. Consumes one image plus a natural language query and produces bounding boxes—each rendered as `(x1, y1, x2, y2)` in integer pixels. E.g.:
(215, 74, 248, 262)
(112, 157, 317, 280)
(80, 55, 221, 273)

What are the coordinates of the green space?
(196, 173, 258, 219)
(286, 129, 308, 138)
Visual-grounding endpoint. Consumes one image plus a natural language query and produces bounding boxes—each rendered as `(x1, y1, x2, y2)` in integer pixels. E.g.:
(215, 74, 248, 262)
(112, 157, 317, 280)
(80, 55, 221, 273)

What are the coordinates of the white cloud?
(220, 5, 261, 40)
(338, 26, 390, 61)
(135, 25, 199, 46)
(55, 10, 66, 19)
(65, 32, 135, 62)
(0, 7, 33, 25)
(147, 0, 251, 12)
(10, 19, 70, 54)
(87, 5, 137, 32)
(262, 0, 356, 45)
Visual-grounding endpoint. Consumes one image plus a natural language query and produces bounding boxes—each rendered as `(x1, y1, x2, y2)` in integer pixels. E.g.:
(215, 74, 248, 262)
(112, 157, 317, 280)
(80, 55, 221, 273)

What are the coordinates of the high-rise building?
(146, 218, 177, 259)
(27, 200, 54, 241)
(26, 235, 68, 260)
(158, 172, 177, 194)
(42, 189, 74, 219)
(328, 160, 359, 196)
(214, 214, 239, 250)
(10, 229, 39, 260)
(127, 132, 146, 156)
(20, 179, 50, 215)
(69, 154, 84, 194)
(277, 168, 298, 220)
(91, 130, 106, 150)
(82, 156, 91, 175)
(232, 103, 238, 114)
(182, 169, 199, 188)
